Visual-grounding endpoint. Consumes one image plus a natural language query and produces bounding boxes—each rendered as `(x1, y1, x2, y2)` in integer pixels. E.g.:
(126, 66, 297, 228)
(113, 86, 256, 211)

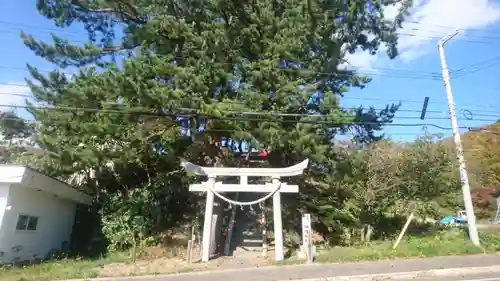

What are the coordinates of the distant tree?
(305, 134, 461, 245)
(0, 111, 35, 164)
(0, 111, 34, 142)
(463, 122, 500, 189)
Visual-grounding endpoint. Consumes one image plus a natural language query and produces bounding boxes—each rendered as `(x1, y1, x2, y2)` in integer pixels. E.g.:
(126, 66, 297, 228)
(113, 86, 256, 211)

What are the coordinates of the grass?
(0, 252, 131, 281)
(316, 227, 500, 263)
(1, 228, 500, 281)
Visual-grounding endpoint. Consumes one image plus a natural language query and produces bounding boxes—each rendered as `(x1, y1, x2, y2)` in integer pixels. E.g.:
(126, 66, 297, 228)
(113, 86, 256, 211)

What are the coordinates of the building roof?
(0, 165, 92, 205)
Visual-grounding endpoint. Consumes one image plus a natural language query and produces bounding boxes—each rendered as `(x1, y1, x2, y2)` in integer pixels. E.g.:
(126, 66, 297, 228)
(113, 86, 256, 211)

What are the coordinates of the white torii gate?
(181, 159, 309, 262)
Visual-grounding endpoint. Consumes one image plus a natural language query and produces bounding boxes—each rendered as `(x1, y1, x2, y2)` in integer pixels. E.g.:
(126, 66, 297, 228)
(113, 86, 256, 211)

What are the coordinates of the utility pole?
(438, 29, 480, 246)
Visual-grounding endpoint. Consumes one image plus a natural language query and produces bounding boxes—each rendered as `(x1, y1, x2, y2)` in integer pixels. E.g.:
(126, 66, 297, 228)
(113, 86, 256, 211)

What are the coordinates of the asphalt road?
(68, 254, 500, 281)
(75, 270, 500, 281)
(406, 272, 500, 281)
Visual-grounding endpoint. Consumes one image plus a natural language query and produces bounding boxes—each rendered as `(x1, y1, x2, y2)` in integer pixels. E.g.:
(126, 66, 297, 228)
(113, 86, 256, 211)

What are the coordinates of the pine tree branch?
(304, 179, 330, 189)
(102, 43, 140, 53)
(71, 0, 147, 24)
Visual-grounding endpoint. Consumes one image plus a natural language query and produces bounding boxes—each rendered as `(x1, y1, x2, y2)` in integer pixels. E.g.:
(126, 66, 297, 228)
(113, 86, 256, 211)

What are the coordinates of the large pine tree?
(21, 0, 411, 250)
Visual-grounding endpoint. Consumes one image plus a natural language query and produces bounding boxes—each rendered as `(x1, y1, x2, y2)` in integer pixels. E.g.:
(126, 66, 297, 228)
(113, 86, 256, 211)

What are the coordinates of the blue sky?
(0, 0, 499, 142)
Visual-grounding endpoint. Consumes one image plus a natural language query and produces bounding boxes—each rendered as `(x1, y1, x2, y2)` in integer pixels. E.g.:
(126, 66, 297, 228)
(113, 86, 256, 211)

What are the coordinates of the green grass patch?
(316, 228, 500, 263)
(0, 252, 130, 281)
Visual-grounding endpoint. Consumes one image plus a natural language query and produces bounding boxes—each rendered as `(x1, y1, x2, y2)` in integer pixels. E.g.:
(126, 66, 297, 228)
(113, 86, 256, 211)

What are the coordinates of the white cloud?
(345, 0, 500, 70)
(0, 83, 33, 114)
(341, 51, 379, 72)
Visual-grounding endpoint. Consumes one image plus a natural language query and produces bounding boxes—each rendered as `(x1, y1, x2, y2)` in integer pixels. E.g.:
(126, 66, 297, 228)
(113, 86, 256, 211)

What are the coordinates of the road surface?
(68, 254, 500, 281)
(404, 273, 500, 281)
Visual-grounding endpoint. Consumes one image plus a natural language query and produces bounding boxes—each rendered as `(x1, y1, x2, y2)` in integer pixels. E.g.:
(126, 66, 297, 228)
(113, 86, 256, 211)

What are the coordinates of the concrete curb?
(61, 265, 500, 281)
(283, 265, 500, 281)
(61, 263, 311, 281)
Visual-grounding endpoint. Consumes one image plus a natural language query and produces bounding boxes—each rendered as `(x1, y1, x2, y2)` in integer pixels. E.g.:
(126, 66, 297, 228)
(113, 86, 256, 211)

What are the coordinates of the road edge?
(283, 265, 500, 281)
(61, 264, 500, 281)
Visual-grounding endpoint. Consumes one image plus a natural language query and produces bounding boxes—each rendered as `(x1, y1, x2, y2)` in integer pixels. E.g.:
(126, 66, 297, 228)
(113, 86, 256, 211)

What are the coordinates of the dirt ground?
(98, 247, 276, 277)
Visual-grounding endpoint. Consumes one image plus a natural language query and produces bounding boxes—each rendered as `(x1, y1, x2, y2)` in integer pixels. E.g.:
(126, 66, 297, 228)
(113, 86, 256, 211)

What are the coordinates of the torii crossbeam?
(181, 159, 308, 262)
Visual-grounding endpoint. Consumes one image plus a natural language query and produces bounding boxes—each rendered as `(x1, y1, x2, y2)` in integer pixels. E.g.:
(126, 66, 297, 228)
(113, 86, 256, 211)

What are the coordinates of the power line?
(1, 22, 499, 117)
(3, 17, 500, 42)
(1, 17, 499, 38)
(0, 62, 442, 81)
(1, 82, 499, 115)
(4, 17, 500, 44)
(0, 43, 496, 83)
(0, 28, 88, 45)
(339, 95, 500, 112)
(0, 18, 498, 84)
(0, 102, 494, 121)
(0, 86, 495, 112)
(0, 20, 89, 37)
(397, 32, 500, 45)
(407, 21, 500, 35)
(0, 103, 481, 131)
(468, 127, 500, 136)
(0, 116, 446, 137)
(404, 25, 500, 41)
(1, 89, 444, 114)
(0, 91, 499, 119)
(3, 115, 500, 143)
(0, 34, 491, 79)
(0, 32, 493, 79)
(451, 55, 500, 78)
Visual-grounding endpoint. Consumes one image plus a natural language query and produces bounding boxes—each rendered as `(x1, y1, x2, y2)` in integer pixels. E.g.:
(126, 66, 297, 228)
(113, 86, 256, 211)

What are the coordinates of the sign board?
(301, 213, 313, 263)
(302, 214, 311, 246)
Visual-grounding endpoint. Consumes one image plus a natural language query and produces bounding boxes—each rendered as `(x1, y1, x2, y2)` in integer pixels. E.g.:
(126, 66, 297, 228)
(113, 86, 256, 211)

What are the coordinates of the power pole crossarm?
(438, 28, 460, 45)
(438, 29, 480, 246)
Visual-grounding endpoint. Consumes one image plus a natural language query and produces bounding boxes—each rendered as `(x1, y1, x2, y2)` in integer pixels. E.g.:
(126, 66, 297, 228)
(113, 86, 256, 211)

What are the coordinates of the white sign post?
(301, 213, 313, 264)
(181, 159, 308, 262)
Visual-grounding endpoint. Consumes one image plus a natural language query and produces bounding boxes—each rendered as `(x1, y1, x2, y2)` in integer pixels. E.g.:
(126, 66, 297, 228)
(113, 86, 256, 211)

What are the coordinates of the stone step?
(234, 245, 263, 252)
(240, 241, 263, 248)
(241, 236, 262, 241)
(238, 234, 262, 239)
(241, 230, 261, 236)
(229, 192, 266, 254)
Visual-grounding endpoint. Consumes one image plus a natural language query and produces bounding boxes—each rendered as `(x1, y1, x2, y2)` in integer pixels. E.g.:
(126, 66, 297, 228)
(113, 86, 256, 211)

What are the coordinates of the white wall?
(0, 184, 77, 263)
(0, 183, 10, 263)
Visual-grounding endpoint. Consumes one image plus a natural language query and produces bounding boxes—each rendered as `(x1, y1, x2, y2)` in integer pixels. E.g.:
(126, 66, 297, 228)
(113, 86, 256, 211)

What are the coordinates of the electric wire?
(408, 21, 500, 35)
(0, 63, 442, 81)
(2, 90, 499, 119)
(0, 103, 498, 122)
(5, 18, 500, 44)
(0, 94, 453, 115)
(451, 56, 500, 78)
(1, 17, 499, 82)
(2, 87, 499, 112)
(0, 22, 499, 126)
(0, 116, 453, 139)
(2, 26, 498, 80)
(0, 104, 490, 131)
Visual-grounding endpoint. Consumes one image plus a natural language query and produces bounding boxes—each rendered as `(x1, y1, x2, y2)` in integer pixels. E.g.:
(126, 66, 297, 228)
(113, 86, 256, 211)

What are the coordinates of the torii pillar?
(181, 159, 308, 262)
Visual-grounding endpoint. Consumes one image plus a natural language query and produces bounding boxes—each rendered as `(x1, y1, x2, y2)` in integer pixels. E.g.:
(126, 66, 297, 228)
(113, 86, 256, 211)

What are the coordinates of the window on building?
(15, 215, 28, 230)
(15, 215, 39, 231)
(27, 217, 38, 231)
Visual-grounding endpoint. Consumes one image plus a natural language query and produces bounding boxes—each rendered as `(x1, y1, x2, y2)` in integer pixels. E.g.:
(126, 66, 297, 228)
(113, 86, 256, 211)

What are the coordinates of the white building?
(0, 165, 92, 263)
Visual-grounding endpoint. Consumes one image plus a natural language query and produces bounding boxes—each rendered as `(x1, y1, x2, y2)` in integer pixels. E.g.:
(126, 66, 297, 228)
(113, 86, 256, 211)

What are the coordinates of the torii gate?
(181, 159, 309, 262)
